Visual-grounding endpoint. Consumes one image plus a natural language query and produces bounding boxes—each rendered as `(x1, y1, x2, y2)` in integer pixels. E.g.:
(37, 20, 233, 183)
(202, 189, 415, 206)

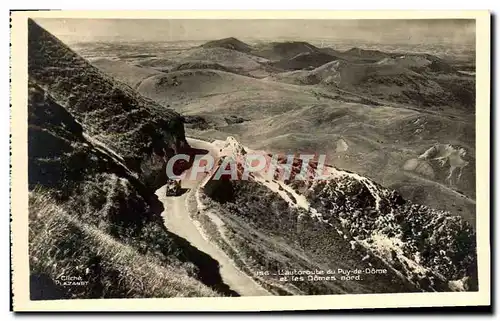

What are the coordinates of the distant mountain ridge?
(195, 37, 463, 76)
(198, 37, 455, 65)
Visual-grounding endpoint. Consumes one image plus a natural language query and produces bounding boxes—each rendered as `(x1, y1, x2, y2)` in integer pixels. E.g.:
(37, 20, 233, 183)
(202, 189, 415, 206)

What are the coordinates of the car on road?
(165, 179, 182, 196)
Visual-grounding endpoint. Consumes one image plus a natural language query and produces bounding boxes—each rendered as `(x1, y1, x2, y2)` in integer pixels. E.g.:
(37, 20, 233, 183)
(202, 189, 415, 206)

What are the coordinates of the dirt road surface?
(155, 138, 270, 296)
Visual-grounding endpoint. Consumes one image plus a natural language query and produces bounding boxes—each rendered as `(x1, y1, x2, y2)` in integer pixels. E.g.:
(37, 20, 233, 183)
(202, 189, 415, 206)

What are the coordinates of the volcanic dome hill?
(198, 38, 344, 70)
(251, 41, 325, 60)
(269, 58, 474, 109)
(27, 19, 238, 299)
(269, 51, 342, 71)
(201, 37, 253, 53)
(25, 23, 479, 297)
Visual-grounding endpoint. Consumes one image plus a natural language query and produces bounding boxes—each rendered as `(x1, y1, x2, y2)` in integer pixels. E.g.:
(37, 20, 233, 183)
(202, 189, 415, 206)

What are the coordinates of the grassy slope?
(198, 156, 476, 294)
(29, 192, 217, 299)
(201, 37, 253, 53)
(27, 23, 238, 299)
(28, 19, 187, 189)
(28, 79, 236, 300)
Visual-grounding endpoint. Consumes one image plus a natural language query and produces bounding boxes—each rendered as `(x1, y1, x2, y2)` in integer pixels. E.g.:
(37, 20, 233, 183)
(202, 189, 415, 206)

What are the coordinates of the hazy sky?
(35, 18, 475, 44)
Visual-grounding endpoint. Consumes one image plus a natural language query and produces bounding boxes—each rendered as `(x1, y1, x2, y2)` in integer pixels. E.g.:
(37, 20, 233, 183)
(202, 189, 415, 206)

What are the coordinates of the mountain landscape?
(27, 19, 477, 299)
(28, 20, 237, 299)
(86, 36, 476, 223)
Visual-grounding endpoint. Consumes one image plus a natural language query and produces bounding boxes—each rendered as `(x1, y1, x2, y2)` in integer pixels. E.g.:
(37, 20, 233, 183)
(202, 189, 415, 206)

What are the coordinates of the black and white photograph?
(10, 10, 491, 311)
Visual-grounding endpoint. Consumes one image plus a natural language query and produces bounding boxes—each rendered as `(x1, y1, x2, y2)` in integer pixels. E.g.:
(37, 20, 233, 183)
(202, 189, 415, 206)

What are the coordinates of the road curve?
(155, 138, 270, 296)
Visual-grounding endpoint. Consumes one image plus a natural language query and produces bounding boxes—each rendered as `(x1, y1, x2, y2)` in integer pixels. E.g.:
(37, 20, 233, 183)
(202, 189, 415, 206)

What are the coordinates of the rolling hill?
(201, 37, 253, 53)
(90, 58, 161, 89)
(268, 59, 474, 109)
(96, 60, 475, 222)
(268, 51, 341, 71)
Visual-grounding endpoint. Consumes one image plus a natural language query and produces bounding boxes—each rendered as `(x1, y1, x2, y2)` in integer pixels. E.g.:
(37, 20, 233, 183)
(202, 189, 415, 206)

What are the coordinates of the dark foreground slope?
(27, 20, 238, 299)
(28, 83, 239, 299)
(28, 19, 187, 190)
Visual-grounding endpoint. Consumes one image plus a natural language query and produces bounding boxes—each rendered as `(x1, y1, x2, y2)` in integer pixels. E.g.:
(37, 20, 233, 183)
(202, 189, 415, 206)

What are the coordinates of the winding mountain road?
(155, 138, 270, 297)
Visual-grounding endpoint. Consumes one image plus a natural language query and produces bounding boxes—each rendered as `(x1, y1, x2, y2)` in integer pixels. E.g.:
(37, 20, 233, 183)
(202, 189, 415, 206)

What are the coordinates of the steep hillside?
(28, 82, 235, 299)
(269, 52, 341, 71)
(342, 47, 392, 61)
(28, 19, 187, 189)
(196, 138, 477, 294)
(376, 54, 456, 73)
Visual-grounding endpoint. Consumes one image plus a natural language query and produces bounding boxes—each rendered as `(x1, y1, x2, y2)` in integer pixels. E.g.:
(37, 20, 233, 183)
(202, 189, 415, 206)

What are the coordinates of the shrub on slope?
(303, 174, 477, 291)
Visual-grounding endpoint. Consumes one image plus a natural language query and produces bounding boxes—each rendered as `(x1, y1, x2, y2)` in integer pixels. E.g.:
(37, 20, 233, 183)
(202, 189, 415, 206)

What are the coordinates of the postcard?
(10, 10, 491, 311)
